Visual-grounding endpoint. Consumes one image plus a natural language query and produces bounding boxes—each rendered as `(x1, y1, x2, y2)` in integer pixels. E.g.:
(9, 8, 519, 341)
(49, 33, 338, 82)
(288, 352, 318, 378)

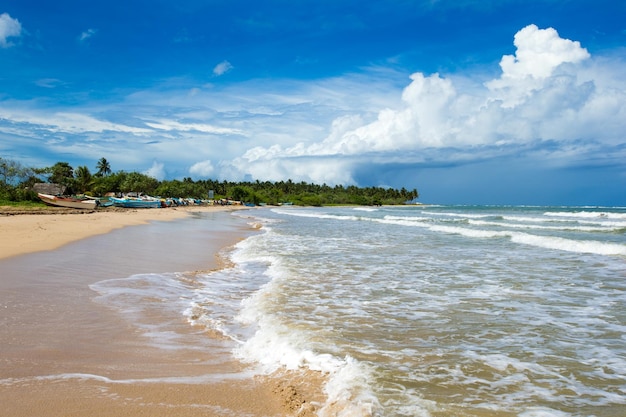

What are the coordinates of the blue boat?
(109, 196, 162, 208)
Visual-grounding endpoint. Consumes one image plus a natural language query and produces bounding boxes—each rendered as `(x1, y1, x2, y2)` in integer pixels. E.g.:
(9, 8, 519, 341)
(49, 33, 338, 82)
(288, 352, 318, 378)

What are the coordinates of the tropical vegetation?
(0, 157, 418, 206)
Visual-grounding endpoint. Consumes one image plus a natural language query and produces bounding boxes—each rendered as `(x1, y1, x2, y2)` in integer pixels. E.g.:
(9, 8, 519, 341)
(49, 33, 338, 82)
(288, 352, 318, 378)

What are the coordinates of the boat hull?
(37, 193, 98, 210)
(109, 197, 162, 208)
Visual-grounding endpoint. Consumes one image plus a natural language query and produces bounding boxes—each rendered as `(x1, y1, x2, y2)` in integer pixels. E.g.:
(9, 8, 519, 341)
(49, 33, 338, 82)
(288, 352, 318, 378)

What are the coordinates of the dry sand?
(0, 205, 230, 260)
(0, 206, 324, 417)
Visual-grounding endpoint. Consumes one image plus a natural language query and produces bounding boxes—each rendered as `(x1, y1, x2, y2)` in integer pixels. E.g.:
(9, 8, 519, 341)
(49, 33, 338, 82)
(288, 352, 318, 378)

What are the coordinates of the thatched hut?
(32, 183, 66, 195)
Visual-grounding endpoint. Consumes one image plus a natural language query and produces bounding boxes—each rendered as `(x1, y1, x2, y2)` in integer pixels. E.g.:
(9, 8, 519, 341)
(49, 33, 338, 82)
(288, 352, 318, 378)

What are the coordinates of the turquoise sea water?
(92, 205, 626, 416)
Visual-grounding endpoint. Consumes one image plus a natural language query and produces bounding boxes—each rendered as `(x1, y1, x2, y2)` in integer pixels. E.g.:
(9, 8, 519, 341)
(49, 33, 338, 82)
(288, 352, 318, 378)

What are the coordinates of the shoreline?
(0, 205, 246, 260)
(0, 206, 323, 416)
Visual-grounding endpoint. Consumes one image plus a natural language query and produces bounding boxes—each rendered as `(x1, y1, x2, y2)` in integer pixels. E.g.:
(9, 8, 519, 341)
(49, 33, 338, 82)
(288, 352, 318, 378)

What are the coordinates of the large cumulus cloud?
(221, 24, 625, 186)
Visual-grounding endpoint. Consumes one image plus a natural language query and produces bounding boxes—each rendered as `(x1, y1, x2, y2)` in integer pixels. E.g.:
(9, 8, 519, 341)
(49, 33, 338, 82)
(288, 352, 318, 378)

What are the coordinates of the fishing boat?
(37, 193, 98, 210)
(109, 196, 162, 208)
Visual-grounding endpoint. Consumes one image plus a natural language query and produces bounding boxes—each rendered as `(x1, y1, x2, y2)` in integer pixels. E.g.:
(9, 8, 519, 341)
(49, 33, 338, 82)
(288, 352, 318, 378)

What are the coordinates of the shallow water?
(90, 206, 626, 416)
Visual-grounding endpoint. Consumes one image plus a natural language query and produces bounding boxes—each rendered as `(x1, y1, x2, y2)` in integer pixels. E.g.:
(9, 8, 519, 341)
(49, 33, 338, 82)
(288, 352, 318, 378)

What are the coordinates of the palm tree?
(96, 157, 111, 177)
(74, 166, 93, 194)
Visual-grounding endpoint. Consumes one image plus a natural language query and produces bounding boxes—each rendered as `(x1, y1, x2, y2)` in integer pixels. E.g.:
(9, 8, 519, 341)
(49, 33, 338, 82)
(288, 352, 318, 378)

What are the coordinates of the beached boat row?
(37, 193, 232, 209)
(38, 193, 167, 209)
(109, 196, 221, 208)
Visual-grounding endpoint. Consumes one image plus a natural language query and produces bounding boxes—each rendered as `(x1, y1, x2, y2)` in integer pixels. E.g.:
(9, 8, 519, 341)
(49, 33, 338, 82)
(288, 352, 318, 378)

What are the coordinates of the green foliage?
(49, 162, 74, 187)
(298, 194, 323, 206)
(0, 198, 45, 207)
(231, 186, 250, 202)
(74, 166, 93, 193)
(119, 171, 159, 194)
(0, 157, 419, 206)
(0, 181, 39, 202)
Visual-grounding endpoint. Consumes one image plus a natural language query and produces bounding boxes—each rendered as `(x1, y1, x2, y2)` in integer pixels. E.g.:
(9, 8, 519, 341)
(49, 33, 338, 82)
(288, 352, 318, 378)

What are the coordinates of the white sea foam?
(272, 208, 360, 222)
(502, 214, 612, 225)
(518, 408, 573, 417)
(544, 211, 626, 219)
(235, 291, 385, 416)
(509, 232, 626, 256)
(234, 317, 385, 417)
(468, 219, 618, 232)
(230, 224, 386, 416)
(386, 212, 626, 232)
(184, 301, 241, 342)
(353, 207, 378, 212)
(0, 372, 250, 386)
(382, 213, 626, 256)
(423, 211, 493, 219)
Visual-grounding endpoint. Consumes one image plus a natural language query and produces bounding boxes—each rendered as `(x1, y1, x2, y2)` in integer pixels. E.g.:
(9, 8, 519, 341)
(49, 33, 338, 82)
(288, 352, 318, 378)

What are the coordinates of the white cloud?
(312, 72, 461, 153)
(0, 108, 152, 135)
(144, 161, 166, 180)
(486, 24, 590, 107)
(189, 160, 215, 177)
(145, 119, 243, 135)
(213, 60, 233, 76)
(78, 28, 97, 43)
(222, 155, 356, 185)
(501, 24, 589, 79)
(0, 13, 21, 48)
(35, 78, 65, 88)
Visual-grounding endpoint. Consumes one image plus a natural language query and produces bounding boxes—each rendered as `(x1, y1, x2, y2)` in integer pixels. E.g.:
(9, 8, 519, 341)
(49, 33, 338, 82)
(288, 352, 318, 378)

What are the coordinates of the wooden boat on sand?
(37, 193, 98, 210)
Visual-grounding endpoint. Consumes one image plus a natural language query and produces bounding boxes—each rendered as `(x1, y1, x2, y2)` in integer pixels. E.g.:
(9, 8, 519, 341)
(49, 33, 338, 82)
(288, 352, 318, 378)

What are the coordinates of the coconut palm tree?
(74, 166, 93, 194)
(96, 157, 111, 177)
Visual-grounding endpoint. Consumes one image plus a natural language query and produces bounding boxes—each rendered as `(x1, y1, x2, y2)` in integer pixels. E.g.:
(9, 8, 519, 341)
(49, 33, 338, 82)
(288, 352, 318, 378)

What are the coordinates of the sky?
(0, 0, 625, 206)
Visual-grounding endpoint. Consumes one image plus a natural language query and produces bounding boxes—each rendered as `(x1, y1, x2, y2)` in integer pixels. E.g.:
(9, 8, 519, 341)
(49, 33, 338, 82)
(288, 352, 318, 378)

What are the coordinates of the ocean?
(90, 205, 626, 417)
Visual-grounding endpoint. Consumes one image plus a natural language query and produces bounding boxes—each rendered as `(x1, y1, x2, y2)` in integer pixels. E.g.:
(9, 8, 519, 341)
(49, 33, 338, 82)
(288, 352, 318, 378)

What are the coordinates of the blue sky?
(1, 0, 625, 205)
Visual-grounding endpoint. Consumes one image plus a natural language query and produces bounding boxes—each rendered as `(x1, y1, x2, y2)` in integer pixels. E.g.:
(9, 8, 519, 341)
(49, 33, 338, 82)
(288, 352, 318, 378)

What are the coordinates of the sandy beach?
(0, 205, 227, 260)
(0, 206, 321, 417)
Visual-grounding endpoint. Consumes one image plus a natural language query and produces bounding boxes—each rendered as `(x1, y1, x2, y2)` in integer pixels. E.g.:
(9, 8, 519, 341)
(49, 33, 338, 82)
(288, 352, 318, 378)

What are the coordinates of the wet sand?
(0, 207, 321, 416)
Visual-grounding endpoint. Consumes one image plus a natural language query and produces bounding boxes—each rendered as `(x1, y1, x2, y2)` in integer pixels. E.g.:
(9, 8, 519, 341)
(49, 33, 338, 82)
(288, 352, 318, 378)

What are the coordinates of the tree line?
(0, 157, 419, 206)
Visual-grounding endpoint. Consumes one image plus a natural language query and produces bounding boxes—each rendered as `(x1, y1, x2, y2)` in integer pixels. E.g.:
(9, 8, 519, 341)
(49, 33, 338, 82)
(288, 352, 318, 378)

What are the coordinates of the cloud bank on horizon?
(0, 2, 625, 205)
